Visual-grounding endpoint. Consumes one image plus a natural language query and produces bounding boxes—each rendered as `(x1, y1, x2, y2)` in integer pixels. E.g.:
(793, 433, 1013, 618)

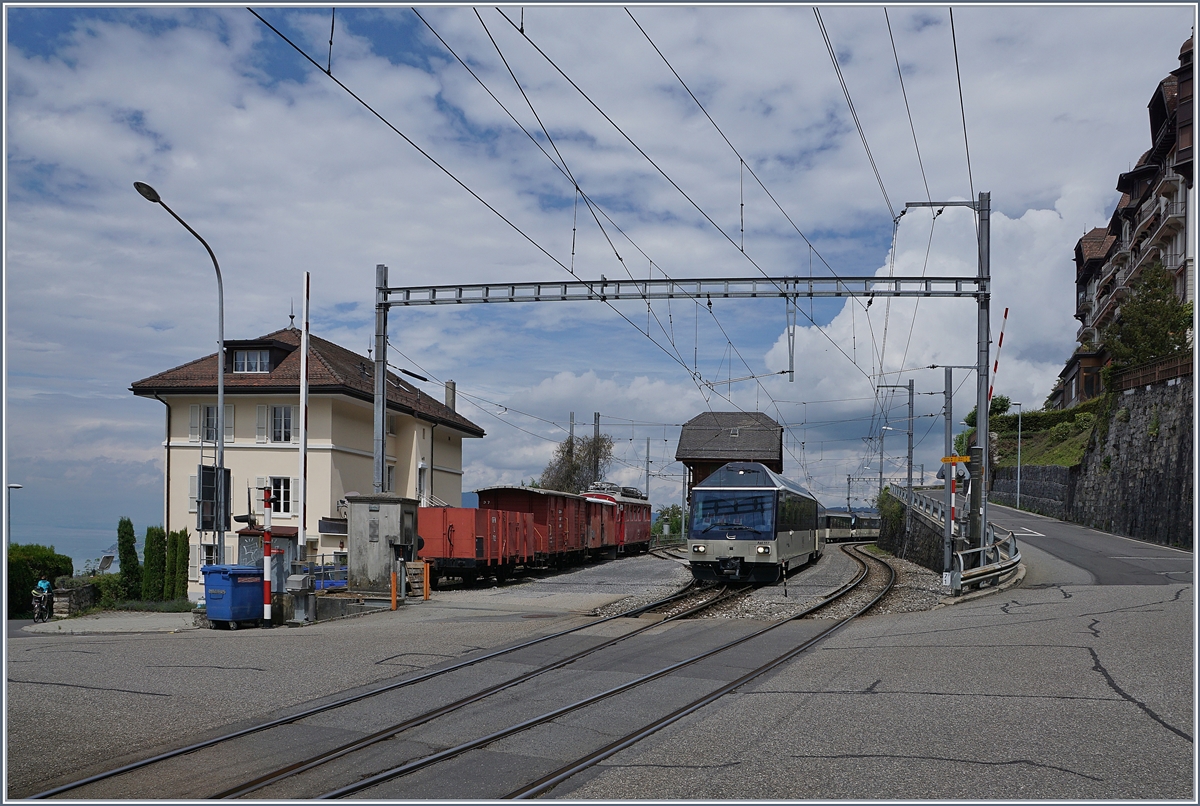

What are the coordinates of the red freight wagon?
(582, 482, 653, 554)
(476, 486, 588, 567)
(418, 507, 526, 587)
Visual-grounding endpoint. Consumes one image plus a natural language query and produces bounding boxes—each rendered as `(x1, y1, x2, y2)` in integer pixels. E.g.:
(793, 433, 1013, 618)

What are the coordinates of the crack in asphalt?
(790, 752, 1103, 781)
(375, 652, 456, 666)
(1086, 647, 1192, 743)
(7, 678, 169, 696)
(1085, 619, 1101, 638)
(146, 664, 267, 671)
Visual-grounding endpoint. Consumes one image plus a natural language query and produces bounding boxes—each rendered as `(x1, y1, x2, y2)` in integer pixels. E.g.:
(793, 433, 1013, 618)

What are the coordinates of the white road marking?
(1107, 556, 1194, 561)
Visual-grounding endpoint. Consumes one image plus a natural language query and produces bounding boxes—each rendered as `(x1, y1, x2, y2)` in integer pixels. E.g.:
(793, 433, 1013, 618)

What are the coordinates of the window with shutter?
(188, 475, 198, 513)
(189, 405, 200, 442)
(291, 406, 300, 443)
(256, 405, 268, 443)
(254, 477, 267, 514)
(224, 404, 234, 442)
(188, 543, 200, 581)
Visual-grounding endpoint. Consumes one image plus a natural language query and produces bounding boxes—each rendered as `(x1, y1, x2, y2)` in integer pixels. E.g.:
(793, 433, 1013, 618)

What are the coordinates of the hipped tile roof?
(675, 411, 782, 462)
(130, 327, 484, 437)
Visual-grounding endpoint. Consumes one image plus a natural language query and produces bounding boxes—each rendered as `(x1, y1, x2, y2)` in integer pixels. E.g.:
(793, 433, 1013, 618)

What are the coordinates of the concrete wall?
(991, 378, 1192, 548)
(877, 504, 946, 574)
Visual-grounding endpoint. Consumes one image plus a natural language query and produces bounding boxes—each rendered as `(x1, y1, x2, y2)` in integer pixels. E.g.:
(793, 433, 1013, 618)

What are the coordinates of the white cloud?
(5, 5, 1193, 555)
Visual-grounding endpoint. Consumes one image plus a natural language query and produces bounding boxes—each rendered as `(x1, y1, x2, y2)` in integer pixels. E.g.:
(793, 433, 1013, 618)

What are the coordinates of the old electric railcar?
(581, 482, 653, 556)
(687, 462, 822, 583)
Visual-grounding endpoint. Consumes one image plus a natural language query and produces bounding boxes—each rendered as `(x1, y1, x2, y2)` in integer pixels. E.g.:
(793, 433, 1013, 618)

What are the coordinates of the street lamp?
(134, 181, 227, 564)
(1013, 402, 1023, 509)
(7, 483, 22, 540)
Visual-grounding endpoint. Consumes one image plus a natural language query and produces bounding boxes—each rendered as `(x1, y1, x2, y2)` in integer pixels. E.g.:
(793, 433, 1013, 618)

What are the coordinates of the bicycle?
(31, 591, 52, 623)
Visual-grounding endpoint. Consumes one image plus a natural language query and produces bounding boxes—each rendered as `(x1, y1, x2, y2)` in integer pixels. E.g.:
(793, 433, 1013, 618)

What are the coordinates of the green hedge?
(989, 395, 1108, 433)
(8, 544, 73, 617)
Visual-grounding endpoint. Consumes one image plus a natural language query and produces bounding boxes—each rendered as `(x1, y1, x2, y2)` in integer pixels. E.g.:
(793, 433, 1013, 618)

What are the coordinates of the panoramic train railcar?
(687, 462, 822, 583)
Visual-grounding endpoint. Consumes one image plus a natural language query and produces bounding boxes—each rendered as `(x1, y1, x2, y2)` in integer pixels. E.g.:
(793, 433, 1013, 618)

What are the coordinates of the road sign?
(941, 455, 970, 463)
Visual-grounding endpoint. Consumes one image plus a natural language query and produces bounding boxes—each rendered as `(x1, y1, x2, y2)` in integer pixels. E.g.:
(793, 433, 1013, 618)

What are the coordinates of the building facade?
(131, 325, 484, 597)
(1055, 36, 1194, 409)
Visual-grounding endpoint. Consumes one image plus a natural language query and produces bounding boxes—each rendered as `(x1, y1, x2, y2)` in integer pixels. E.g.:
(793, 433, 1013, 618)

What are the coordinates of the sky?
(4, 3, 1195, 569)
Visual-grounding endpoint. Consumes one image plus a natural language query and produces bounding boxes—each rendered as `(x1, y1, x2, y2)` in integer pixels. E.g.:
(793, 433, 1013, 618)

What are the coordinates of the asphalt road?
(988, 501, 1193, 586)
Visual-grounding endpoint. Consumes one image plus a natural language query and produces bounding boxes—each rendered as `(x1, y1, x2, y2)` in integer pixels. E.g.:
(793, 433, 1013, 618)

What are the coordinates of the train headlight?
(692, 545, 706, 554)
(756, 545, 771, 555)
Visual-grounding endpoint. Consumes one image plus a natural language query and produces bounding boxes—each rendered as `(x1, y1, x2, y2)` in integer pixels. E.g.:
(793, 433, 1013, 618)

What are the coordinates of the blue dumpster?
(201, 565, 263, 630)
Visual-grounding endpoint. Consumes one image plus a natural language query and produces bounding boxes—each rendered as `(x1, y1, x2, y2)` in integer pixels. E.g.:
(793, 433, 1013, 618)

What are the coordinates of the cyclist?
(32, 576, 52, 620)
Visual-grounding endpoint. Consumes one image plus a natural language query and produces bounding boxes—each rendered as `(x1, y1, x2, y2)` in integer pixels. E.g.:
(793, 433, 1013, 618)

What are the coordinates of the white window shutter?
(291, 406, 300, 443)
(188, 475, 198, 513)
(188, 542, 200, 581)
(254, 477, 267, 514)
(292, 478, 300, 514)
(189, 405, 200, 443)
(256, 405, 268, 443)
(224, 404, 234, 442)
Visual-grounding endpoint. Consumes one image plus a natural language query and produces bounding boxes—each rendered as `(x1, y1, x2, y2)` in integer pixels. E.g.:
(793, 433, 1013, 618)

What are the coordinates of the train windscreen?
(689, 490, 775, 539)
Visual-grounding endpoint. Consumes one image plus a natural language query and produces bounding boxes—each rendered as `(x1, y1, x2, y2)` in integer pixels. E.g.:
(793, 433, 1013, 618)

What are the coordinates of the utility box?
(286, 573, 315, 624)
(201, 565, 263, 629)
(345, 494, 419, 592)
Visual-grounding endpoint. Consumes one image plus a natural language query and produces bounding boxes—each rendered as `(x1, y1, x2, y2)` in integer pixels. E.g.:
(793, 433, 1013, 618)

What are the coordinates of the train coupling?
(718, 557, 745, 578)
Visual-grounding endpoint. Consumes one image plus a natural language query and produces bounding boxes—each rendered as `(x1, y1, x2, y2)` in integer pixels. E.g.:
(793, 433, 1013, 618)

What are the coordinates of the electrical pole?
(593, 412, 600, 484)
(906, 191, 991, 562)
(847, 474, 852, 514)
(645, 437, 651, 497)
(373, 264, 388, 494)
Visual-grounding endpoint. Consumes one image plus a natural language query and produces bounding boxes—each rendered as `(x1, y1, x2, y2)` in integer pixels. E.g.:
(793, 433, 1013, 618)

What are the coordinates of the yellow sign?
(941, 456, 971, 463)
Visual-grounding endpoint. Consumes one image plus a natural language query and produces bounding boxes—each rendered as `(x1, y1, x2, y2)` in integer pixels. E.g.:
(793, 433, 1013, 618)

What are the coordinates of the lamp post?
(7, 483, 22, 539)
(134, 182, 226, 564)
(1013, 402, 1023, 509)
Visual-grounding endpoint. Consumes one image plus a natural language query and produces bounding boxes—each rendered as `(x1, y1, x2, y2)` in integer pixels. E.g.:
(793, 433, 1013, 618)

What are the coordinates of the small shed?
(675, 412, 783, 501)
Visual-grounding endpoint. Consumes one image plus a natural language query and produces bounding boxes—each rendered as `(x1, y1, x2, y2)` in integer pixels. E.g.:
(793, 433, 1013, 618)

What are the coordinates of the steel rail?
(26, 580, 696, 800)
(508, 545, 895, 798)
(318, 545, 884, 799)
(211, 583, 733, 798)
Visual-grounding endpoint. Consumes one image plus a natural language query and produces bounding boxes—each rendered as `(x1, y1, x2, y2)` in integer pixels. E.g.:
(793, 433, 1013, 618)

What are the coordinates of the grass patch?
(994, 427, 1093, 468)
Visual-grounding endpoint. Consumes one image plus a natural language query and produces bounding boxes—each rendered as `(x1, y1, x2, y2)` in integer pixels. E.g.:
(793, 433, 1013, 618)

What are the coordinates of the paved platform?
(21, 611, 199, 635)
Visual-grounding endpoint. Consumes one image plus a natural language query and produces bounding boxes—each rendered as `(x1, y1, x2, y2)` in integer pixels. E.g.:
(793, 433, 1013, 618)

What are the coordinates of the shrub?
(1051, 422, 1074, 441)
(1073, 412, 1095, 433)
(93, 573, 126, 609)
(142, 526, 167, 601)
(173, 529, 191, 599)
(55, 575, 89, 590)
(1117, 407, 1130, 423)
(164, 529, 179, 602)
(116, 517, 141, 600)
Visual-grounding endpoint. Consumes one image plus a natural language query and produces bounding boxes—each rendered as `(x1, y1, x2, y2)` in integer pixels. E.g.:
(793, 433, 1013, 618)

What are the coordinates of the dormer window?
(234, 350, 270, 373)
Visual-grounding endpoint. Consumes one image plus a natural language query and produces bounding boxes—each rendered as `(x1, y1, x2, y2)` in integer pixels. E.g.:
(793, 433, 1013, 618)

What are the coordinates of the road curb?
(933, 563, 1026, 608)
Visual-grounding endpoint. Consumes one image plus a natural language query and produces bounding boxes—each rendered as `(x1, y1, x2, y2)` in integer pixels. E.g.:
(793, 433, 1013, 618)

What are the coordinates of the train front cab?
(687, 465, 821, 584)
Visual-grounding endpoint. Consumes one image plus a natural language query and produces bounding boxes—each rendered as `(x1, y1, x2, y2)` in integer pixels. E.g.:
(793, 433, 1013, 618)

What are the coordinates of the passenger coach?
(687, 462, 822, 583)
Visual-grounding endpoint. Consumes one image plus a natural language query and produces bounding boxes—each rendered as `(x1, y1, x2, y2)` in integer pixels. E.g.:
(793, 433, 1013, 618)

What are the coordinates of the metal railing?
(291, 554, 348, 591)
(893, 486, 1021, 594)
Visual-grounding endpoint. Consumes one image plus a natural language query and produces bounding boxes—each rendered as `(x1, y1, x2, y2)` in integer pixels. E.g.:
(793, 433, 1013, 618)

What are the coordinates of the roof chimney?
(445, 380, 456, 412)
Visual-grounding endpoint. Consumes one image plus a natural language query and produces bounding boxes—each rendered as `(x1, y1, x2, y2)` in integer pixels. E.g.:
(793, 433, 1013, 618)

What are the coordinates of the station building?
(675, 411, 783, 502)
(130, 324, 484, 597)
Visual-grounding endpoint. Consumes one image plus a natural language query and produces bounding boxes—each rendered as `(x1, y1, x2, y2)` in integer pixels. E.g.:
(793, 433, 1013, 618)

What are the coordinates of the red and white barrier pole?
(262, 488, 273, 629)
(988, 307, 1009, 402)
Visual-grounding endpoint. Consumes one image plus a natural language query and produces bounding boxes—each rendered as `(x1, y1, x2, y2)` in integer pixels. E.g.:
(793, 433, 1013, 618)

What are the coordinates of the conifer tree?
(116, 517, 141, 601)
(141, 526, 167, 601)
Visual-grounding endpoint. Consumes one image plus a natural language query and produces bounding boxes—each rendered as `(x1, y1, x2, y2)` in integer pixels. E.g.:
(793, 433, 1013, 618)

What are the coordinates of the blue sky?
(5, 4, 1195, 569)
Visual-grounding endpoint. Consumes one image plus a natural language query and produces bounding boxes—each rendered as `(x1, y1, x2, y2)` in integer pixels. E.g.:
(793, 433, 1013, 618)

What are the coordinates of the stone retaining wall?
(52, 584, 96, 618)
(992, 378, 1192, 548)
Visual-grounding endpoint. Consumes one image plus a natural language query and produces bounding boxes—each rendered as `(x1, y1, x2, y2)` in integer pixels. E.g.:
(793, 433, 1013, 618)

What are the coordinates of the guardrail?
(891, 486, 1021, 594)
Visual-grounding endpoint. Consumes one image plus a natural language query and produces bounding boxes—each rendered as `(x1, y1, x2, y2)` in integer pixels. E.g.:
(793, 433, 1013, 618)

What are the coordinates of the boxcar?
(475, 486, 589, 567)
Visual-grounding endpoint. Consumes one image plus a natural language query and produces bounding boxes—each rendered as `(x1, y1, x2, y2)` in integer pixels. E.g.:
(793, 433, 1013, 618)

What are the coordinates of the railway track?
(32, 544, 892, 800)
